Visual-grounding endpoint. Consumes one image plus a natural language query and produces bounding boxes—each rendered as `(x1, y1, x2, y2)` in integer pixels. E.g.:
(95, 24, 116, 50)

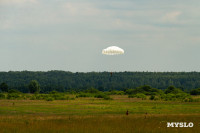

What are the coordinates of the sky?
(0, 0, 200, 72)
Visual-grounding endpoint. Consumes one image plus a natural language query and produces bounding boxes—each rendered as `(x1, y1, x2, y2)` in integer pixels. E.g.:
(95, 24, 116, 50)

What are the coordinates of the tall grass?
(0, 114, 200, 133)
(1, 95, 200, 132)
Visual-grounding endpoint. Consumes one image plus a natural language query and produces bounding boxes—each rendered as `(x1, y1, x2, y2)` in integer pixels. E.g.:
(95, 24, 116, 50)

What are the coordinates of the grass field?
(1, 95, 200, 133)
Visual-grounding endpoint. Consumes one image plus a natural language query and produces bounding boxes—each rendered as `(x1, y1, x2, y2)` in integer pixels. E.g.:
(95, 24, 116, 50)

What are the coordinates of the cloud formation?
(0, 0, 200, 72)
(162, 11, 182, 23)
(0, 0, 38, 5)
(63, 2, 101, 16)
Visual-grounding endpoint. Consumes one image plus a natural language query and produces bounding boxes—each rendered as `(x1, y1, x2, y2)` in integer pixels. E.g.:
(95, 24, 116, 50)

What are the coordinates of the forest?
(0, 71, 200, 93)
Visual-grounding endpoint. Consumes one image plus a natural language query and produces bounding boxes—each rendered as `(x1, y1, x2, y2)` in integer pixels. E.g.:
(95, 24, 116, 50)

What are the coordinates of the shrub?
(29, 80, 40, 94)
(126, 89, 136, 95)
(165, 86, 183, 94)
(7, 93, 20, 99)
(154, 96, 160, 101)
(30, 96, 36, 100)
(0, 93, 6, 99)
(94, 93, 106, 98)
(108, 91, 124, 95)
(49, 91, 58, 94)
(128, 93, 146, 100)
(46, 97, 54, 101)
(128, 95, 135, 98)
(175, 93, 190, 99)
(103, 95, 113, 100)
(160, 92, 190, 101)
(94, 93, 112, 100)
(149, 95, 155, 100)
(135, 93, 146, 100)
(165, 93, 176, 101)
(190, 88, 200, 95)
(50, 93, 65, 100)
(85, 88, 99, 93)
(125, 86, 161, 95)
(8, 89, 20, 93)
(0, 82, 8, 92)
(70, 97, 75, 100)
(78, 93, 93, 97)
(35, 94, 43, 100)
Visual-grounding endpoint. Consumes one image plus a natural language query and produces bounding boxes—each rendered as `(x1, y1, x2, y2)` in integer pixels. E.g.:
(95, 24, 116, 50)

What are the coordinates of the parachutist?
(102, 46, 124, 79)
(126, 110, 129, 115)
(145, 112, 148, 119)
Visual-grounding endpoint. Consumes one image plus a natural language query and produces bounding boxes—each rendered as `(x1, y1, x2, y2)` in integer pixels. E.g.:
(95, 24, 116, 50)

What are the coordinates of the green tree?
(165, 86, 183, 94)
(29, 80, 40, 93)
(85, 88, 99, 93)
(0, 82, 9, 92)
(190, 88, 200, 95)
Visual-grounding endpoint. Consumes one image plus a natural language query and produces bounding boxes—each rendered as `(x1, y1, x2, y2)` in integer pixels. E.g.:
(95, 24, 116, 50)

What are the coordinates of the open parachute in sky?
(102, 46, 124, 77)
(102, 46, 124, 55)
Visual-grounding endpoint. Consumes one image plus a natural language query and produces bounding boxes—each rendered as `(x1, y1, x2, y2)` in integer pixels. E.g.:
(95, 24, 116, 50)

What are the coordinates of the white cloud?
(1, 0, 200, 72)
(0, 0, 38, 5)
(62, 2, 101, 16)
(162, 11, 182, 22)
(0, 20, 13, 30)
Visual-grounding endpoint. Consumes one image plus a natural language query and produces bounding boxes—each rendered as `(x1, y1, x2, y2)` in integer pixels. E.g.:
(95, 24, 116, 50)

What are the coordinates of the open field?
(1, 95, 200, 133)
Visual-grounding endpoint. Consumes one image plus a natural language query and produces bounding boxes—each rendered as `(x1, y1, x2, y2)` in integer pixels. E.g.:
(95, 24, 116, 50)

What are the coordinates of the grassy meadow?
(1, 95, 200, 133)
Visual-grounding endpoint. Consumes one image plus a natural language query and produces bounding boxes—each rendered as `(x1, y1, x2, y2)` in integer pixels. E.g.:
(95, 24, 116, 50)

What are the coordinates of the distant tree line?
(1, 85, 200, 102)
(0, 71, 200, 93)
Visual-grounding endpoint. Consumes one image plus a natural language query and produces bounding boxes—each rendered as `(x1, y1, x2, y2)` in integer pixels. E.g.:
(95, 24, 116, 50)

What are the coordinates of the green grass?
(0, 95, 200, 132)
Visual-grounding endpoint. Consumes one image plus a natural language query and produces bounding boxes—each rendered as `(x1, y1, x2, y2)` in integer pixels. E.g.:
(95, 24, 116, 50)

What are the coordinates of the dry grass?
(0, 114, 200, 133)
(0, 96, 200, 133)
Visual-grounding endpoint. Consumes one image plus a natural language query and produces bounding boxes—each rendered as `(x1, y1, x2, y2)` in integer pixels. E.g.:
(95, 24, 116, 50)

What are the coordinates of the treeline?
(1, 86, 200, 102)
(0, 71, 200, 93)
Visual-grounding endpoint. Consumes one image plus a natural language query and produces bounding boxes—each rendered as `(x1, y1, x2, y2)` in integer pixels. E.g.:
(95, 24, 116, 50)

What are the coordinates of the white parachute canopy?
(102, 46, 124, 55)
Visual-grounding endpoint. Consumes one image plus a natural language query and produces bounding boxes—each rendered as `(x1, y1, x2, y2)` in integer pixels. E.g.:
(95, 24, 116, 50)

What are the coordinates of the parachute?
(102, 46, 124, 77)
(102, 46, 124, 55)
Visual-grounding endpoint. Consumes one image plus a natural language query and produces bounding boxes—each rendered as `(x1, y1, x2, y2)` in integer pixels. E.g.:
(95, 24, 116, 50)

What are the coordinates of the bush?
(30, 96, 36, 100)
(35, 94, 43, 100)
(149, 95, 155, 100)
(70, 97, 76, 100)
(78, 93, 93, 97)
(8, 89, 20, 93)
(136, 93, 146, 99)
(154, 96, 160, 101)
(94, 93, 112, 100)
(0, 93, 6, 99)
(50, 93, 67, 100)
(125, 89, 133, 95)
(159, 92, 191, 101)
(46, 97, 54, 101)
(29, 80, 40, 94)
(94, 93, 106, 98)
(0, 82, 8, 92)
(49, 91, 58, 94)
(190, 88, 200, 95)
(108, 91, 124, 95)
(125, 86, 161, 95)
(85, 88, 99, 93)
(128, 95, 135, 98)
(165, 86, 183, 94)
(103, 95, 113, 100)
(128, 93, 146, 100)
(175, 93, 190, 99)
(7, 93, 20, 99)
(184, 97, 200, 102)
(165, 93, 176, 101)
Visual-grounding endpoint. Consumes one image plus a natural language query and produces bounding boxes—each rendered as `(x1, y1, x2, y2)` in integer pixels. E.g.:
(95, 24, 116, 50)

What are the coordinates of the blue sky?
(0, 0, 200, 72)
